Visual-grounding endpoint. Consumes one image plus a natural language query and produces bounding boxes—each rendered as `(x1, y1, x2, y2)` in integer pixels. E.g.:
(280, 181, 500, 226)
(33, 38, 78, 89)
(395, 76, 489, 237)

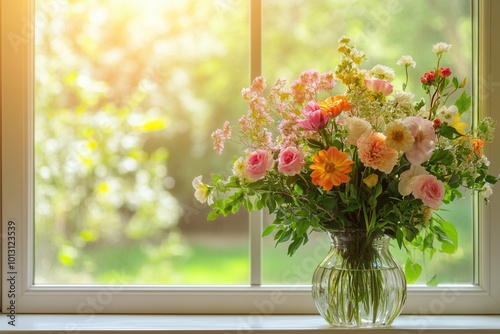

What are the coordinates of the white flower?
(396, 55, 416, 68)
(192, 175, 213, 205)
(344, 116, 372, 145)
(481, 183, 493, 199)
(480, 155, 490, 167)
(436, 105, 458, 123)
(394, 91, 415, 109)
(232, 157, 248, 180)
(398, 164, 428, 196)
(370, 64, 396, 82)
(418, 104, 430, 118)
(432, 42, 452, 54)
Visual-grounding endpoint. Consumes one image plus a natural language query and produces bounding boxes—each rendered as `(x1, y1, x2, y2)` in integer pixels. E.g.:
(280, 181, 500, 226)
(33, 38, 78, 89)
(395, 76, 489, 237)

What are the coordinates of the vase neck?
(327, 229, 390, 249)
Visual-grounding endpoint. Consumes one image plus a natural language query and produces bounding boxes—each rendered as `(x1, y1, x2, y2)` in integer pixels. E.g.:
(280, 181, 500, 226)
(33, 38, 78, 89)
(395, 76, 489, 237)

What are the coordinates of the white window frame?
(2, 0, 500, 315)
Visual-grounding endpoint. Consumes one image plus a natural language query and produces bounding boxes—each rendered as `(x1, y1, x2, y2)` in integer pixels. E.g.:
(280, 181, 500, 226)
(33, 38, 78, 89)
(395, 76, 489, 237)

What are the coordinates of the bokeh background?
(34, 0, 474, 285)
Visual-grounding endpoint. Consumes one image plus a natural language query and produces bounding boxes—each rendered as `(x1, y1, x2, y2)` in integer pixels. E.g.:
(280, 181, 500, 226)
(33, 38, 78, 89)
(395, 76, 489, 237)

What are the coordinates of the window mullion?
(249, 0, 263, 286)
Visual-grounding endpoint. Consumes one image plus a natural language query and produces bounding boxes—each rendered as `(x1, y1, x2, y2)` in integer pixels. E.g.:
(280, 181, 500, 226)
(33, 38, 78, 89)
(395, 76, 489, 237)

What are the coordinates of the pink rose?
(297, 101, 330, 131)
(364, 79, 393, 96)
(278, 146, 305, 176)
(246, 149, 274, 180)
(403, 116, 436, 165)
(411, 174, 445, 210)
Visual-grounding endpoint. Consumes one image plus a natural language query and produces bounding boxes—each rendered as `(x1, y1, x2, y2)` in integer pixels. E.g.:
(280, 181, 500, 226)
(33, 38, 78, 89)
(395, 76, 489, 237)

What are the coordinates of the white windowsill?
(1, 315, 500, 333)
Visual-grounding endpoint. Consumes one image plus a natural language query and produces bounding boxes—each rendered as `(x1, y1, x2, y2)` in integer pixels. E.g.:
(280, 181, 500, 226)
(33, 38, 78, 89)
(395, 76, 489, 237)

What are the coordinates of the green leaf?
(267, 196, 277, 213)
(396, 229, 404, 249)
(427, 274, 439, 287)
(207, 211, 219, 221)
(293, 184, 304, 195)
(306, 139, 325, 149)
(447, 173, 461, 188)
(458, 77, 467, 88)
(262, 224, 277, 237)
(438, 125, 463, 140)
(275, 228, 292, 244)
(414, 98, 426, 112)
(403, 226, 418, 242)
(405, 259, 422, 284)
(332, 139, 343, 150)
(455, 91, 472, 115)
(436, 219, 458, 254)
(287, 236, 304, 256)
(486, 174, 499, 184)
(429, 148, 454, 165)
(452, 77, 459, 89)
(254, 195, 264, 210)
(341, 203, 361, 212)
(423, 234, 434, 250)
(243, 198, 253, 211)
(211, 173, 224, 182)
(438, 77, 449, 92)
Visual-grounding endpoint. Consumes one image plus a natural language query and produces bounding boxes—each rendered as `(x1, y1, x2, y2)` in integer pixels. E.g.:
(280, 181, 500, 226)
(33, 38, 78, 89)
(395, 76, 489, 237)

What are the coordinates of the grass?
(39, 214, 474, 285)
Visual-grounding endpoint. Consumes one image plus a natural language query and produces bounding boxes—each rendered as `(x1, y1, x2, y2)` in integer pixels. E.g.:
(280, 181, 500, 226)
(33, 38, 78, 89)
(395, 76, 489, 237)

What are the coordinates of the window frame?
(2, 0, 500, 315)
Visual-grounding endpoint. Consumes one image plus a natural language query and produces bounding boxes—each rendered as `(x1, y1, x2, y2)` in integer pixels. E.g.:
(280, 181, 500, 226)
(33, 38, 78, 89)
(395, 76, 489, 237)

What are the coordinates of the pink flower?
(411, 174, 445, 210)
(278, 146, 305, 176)
(246, 149, 274, 180)
(357, 132, 399, 174)
(297, 101, 330, 131)
(364, 79, 393, 96)
(403, 116, 436, 165)
(212, 129, 225, 154)
(398, 164, 428, 196)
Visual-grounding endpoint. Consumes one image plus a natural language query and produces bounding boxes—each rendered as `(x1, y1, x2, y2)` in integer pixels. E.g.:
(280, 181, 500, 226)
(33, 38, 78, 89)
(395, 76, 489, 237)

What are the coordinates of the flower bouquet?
(193, 37, 498, 326)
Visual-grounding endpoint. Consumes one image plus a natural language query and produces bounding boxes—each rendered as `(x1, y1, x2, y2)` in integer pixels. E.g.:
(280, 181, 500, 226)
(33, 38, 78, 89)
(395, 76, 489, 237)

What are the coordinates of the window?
(2, 0, 500, 315)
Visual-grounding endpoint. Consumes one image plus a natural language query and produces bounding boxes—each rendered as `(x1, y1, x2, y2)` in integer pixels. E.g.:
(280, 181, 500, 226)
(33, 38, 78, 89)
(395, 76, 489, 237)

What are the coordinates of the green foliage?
(405, 259, 422, 284)
(455, 91, 472, 115)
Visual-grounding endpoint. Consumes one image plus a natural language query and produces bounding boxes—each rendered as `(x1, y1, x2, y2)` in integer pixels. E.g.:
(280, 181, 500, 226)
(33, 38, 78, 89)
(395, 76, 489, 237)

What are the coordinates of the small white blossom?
(192, 175, 213, 205)
(480, 155, 490, 167)
(396, 55, 416, 68)
(418, 105, 430, 118)
(432, 42, 452, 54)
(370, 64, 396, 82)
(481, 183, 493, 199)
(394, 91, 415, 109)
(436, 105, 458, 123)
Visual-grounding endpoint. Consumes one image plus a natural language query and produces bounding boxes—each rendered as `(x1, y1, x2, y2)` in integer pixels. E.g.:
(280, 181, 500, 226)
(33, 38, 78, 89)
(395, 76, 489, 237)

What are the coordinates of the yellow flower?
(384, 120, 414, 152)
(363, 173, 379, 188)
(310, 147, 354, 191)
(450, 113, 467, 135)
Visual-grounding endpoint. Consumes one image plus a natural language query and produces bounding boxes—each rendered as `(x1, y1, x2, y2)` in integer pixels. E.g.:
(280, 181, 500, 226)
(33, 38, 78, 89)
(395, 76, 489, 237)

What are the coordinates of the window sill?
(1, 315, 500, 333)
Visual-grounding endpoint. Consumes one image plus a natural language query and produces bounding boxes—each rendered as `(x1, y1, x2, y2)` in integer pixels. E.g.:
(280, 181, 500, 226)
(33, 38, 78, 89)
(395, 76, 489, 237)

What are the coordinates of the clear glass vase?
(312, 229, 407, 327)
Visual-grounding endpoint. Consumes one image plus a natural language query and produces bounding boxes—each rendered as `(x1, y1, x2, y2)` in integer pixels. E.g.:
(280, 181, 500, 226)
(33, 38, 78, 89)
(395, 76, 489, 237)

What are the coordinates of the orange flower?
(471, 138, 484, 157)
(310, 147, 354, 191)
(318, 95, 350, 117)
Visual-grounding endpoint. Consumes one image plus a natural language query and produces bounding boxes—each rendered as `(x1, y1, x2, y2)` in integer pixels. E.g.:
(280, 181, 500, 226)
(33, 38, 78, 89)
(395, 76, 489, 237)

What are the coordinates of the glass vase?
(312, 229, 407, 327)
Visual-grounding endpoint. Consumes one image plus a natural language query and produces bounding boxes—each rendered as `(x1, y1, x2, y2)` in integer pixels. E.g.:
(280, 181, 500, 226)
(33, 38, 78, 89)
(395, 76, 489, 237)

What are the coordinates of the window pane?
(261, 0, 473, 285)
(34, 0, 250, 284)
